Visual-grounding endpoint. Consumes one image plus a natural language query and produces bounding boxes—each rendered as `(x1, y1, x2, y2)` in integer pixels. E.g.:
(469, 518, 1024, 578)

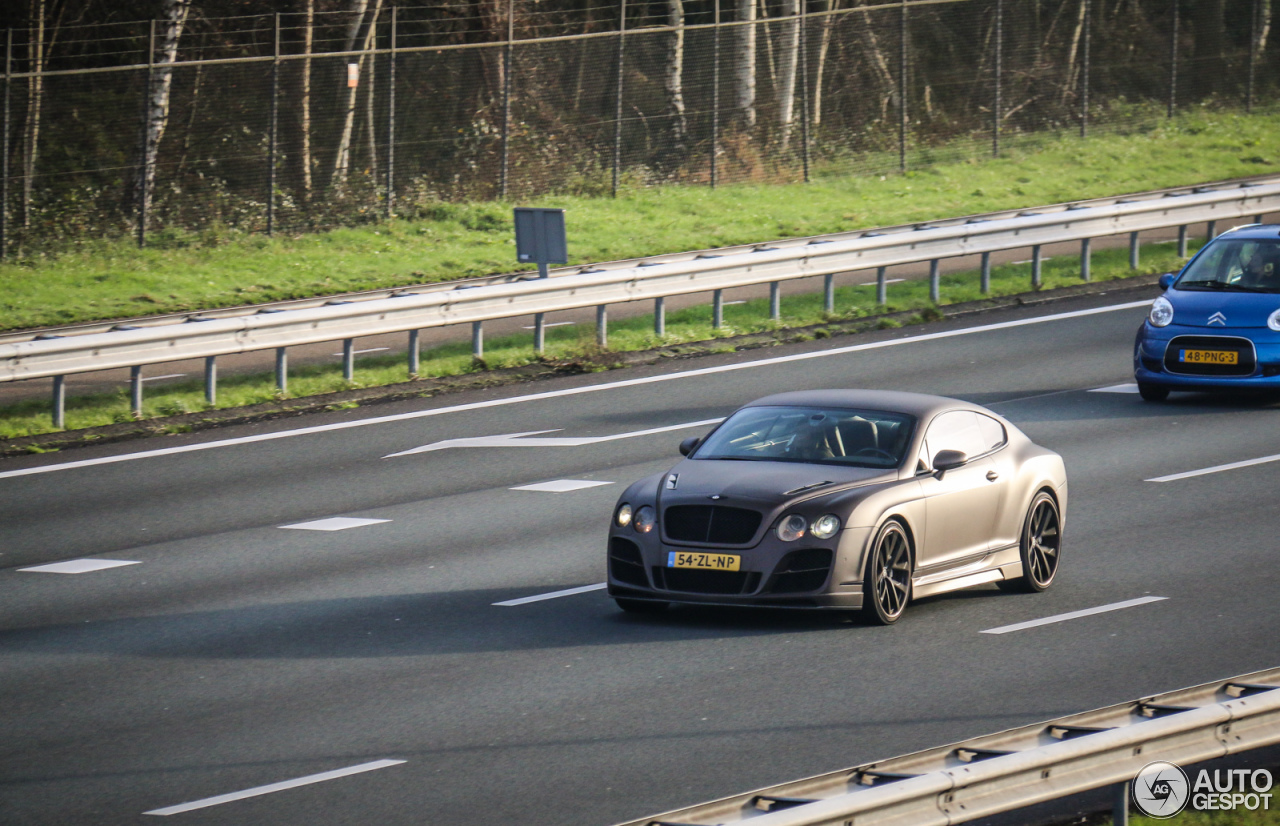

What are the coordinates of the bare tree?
(735, 0, 757, 128)
(136, 0, 192, 233)
(664, 0, 688, 154)
(811, 0, 839, 127)
(300, 0, 314, 200)
(776, 0, 800, 146)
(331, 0, 371, 189)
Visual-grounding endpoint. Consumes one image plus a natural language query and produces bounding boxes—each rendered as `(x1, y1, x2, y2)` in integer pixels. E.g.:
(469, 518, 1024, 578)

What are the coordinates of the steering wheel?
(855, 447, 897, 461)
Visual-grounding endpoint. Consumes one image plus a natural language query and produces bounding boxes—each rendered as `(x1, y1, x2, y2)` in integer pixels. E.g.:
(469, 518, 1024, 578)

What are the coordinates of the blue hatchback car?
(1134, 224, 1280, 401)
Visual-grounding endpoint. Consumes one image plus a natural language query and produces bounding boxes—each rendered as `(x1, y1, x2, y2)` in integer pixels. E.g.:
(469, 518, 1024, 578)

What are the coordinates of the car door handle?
(986, 470, 1000, 481)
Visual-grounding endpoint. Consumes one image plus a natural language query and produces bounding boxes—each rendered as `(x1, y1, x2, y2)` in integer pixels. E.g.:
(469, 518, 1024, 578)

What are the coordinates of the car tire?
(860, 520, 912, 625)
(615, 598, 669, 614)
(1138, 383, 1170, 402)
(997, 490, 1062, 593)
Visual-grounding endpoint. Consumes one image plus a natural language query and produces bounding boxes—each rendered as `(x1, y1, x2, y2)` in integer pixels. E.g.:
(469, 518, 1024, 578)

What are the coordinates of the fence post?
(1, 29, 10, 261)
(1167, 0, 1178, 118)
(993, 0, 1002, 157)
(267, 12, 279, 236)
(386, 6, 397, 218)
(501, 0, 513, 199)
(711, 0, 720, 189)
(1080, 0, 1089, 138)
(898, 0, 907, 172)
(612, 0, 627, 197)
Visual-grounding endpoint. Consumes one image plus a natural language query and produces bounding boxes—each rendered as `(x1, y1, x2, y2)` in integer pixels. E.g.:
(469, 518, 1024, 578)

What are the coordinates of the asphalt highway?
(3, 287, 1279, 825)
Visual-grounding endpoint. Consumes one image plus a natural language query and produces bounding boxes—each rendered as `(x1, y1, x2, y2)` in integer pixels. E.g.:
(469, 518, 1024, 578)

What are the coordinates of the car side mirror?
(679, 436, 701, 456)
(932, 449, 968, 473)
(1158, 273, 1176, 290)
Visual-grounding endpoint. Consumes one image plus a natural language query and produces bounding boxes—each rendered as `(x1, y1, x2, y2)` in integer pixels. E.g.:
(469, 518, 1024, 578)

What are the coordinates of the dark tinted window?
(694, 406, 915, 468)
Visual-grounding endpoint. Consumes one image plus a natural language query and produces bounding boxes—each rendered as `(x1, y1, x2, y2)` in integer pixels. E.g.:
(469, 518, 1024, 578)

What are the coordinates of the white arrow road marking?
(981, 596, 1167, 634)
(384, 418, 724, 458)
(143, 759, 406, 816)
(19, 559, 141, 574)
(279, 517, 391, 531)
(494, 583, 608, 606)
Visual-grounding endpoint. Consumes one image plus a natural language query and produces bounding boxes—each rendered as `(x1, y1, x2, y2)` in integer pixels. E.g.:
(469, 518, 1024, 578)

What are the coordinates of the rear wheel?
(860, 520, 912, 625)
(1138, 383, 1170, 402)
(616, 598, 669, 614)
(998, 491, 1061, 593)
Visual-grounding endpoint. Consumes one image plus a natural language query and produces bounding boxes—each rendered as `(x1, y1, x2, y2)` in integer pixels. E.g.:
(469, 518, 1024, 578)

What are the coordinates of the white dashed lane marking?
(1147, 453, 1280, 482)
(511, 480, 613, 493)
(143, 759, 406, 816)
(19, 559, 141, 574)
(494, 583, 608, 606)
(981, 596, 1168, 634)
(278, 517, 391, 531)
(330, 347, 390, 356)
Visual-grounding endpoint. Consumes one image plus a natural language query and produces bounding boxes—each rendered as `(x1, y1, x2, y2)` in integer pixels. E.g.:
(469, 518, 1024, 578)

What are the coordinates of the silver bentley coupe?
(606, 390, 1067, 624)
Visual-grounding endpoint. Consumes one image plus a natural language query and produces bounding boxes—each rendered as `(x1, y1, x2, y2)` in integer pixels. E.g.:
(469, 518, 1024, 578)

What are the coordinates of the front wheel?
(1138, 383, 1170, 402)
(860, 520, 912, 625)
(616, 598, 669, 614)
(998, 491, 1062, 593)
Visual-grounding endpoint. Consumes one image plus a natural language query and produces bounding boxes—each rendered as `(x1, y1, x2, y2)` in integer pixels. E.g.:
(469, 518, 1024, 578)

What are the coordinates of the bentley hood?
(1168, 289, 1280, 328)
(658, 459, 895, 508)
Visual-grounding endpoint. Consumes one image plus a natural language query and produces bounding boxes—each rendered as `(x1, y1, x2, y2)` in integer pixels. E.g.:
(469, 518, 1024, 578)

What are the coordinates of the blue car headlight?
(1270, 309, 1280, 332)
(1149, 296, 1174, 328)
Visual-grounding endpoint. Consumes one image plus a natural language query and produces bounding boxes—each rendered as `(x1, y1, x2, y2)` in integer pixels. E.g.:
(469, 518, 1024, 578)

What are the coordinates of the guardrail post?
(408, 329, 420, 376)
(130, 365, 143, 418)
(1031, 245, 1043, 288)
(472, 321, 484, 359)
(876, 266, 888, 306)
(1113, 780, 1130, 826)
(342, 338, 355, 381)
(1206, 220, 1216, 241)
(204, 356, 216, 405)
(275, 347, 288, 394)
(1129, 231, 1139, 269)
(1080, 237, 1091, 281)
(654, 297, 665, 337)
(770, 282, 781, 320)
(823, 273, 834, 314)
(596, 304, 608, 346)
(929, 259, 940, 303)
(1255, 213, 1265, 224)
(52, 375, 65, 428)
(1177, 224, 1188, 257)
(534, 313, 546, 352)
(980, 252, 992, 293)
(713, 289, 724, 329)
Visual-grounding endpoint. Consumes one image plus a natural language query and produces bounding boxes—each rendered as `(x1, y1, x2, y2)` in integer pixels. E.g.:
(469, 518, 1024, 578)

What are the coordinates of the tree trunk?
(664, 0, 687, 154)
(1061, 0, 1086, 105)
(363, 1, 383, 180)
(776, 0, 800, 147)
(811, 0, 837, 127)
(854, 1, 896, 119)
(331, 0, 371, 190)
(735, 0, 757, 128)
(136, 0, 192, 232)
(1190, 0, 1226, 99)
(301, 0, 314, 200)
(1258, 0, 1271, 55)
(22, 0, 46, 230)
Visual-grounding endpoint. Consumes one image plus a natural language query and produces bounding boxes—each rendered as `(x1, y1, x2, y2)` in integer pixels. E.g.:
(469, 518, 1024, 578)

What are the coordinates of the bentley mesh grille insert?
(663, 505, 763, 545)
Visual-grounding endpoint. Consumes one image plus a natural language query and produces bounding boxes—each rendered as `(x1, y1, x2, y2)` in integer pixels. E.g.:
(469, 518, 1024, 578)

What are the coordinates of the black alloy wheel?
(861, 520, 912, 625)
(999, 491, 1061, 593)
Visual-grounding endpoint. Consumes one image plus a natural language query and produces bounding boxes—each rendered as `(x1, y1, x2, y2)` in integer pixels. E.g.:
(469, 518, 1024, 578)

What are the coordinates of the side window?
(923, 411, 988, 461)
(975, 414, 1007, 452)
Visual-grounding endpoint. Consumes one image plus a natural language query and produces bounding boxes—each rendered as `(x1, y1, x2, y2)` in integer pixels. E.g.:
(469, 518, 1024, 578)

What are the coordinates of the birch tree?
(300, 0, 314, 200)
(22, 0, 47, 230)
(735, 0, 757, 128)
(776, 0, 800, 147)
(810, 0, 838, 127)
(330, 0, 371, 189)
(136, 0, 192, 232)
(664, 0, 688, 154)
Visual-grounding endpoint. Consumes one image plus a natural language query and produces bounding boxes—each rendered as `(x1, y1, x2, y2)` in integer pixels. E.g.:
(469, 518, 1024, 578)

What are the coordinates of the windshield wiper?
(1176, 279, 1226, 289)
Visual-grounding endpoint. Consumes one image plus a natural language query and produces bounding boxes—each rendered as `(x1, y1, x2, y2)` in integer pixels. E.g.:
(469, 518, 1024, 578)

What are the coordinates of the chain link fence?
(0, 0, 1276, 255)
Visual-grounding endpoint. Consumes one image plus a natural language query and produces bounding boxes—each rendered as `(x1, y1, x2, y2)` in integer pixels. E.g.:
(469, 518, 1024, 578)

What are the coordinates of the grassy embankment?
(1, 108, 1278, 439)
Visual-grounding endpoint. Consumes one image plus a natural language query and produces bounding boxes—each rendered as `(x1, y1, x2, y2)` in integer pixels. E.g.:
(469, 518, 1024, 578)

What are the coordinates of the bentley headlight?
(634, 505, 656, 534)
(1149, 296, 1174, 328)
(777, 514, 807, 542)
(811, 514, 841, 540)
(615, 503, 633, 528)
(1269, 308, 1280, 332)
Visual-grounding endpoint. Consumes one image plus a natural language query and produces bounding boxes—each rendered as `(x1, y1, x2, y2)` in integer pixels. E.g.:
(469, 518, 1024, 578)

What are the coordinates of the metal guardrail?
(614, 667, 1280, 826)
(5, 179, 1280, 425)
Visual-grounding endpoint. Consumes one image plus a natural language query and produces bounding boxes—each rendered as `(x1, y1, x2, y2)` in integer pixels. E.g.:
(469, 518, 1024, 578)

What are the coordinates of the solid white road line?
(18, 559, 141, 574)
(278, 517, 391, 531)
(1147, 453, 1280, 483)
(0, 300, 1152, 481)
(494, 583, 608, 606)
(510, 480, 613, 493)
(142, 759, 406, 816)
(981, 596, 1168, 635)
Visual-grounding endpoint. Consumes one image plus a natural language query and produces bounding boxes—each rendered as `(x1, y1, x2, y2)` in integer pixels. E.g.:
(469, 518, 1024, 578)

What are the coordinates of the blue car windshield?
(1176, 238, 1280, 294)
(692, 406, 915, 468)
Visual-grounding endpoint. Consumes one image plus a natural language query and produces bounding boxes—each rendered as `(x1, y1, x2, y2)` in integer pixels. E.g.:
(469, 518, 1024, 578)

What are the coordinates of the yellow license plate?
(667, 551, 741, 571)
(1180, 349, 1238, 365)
